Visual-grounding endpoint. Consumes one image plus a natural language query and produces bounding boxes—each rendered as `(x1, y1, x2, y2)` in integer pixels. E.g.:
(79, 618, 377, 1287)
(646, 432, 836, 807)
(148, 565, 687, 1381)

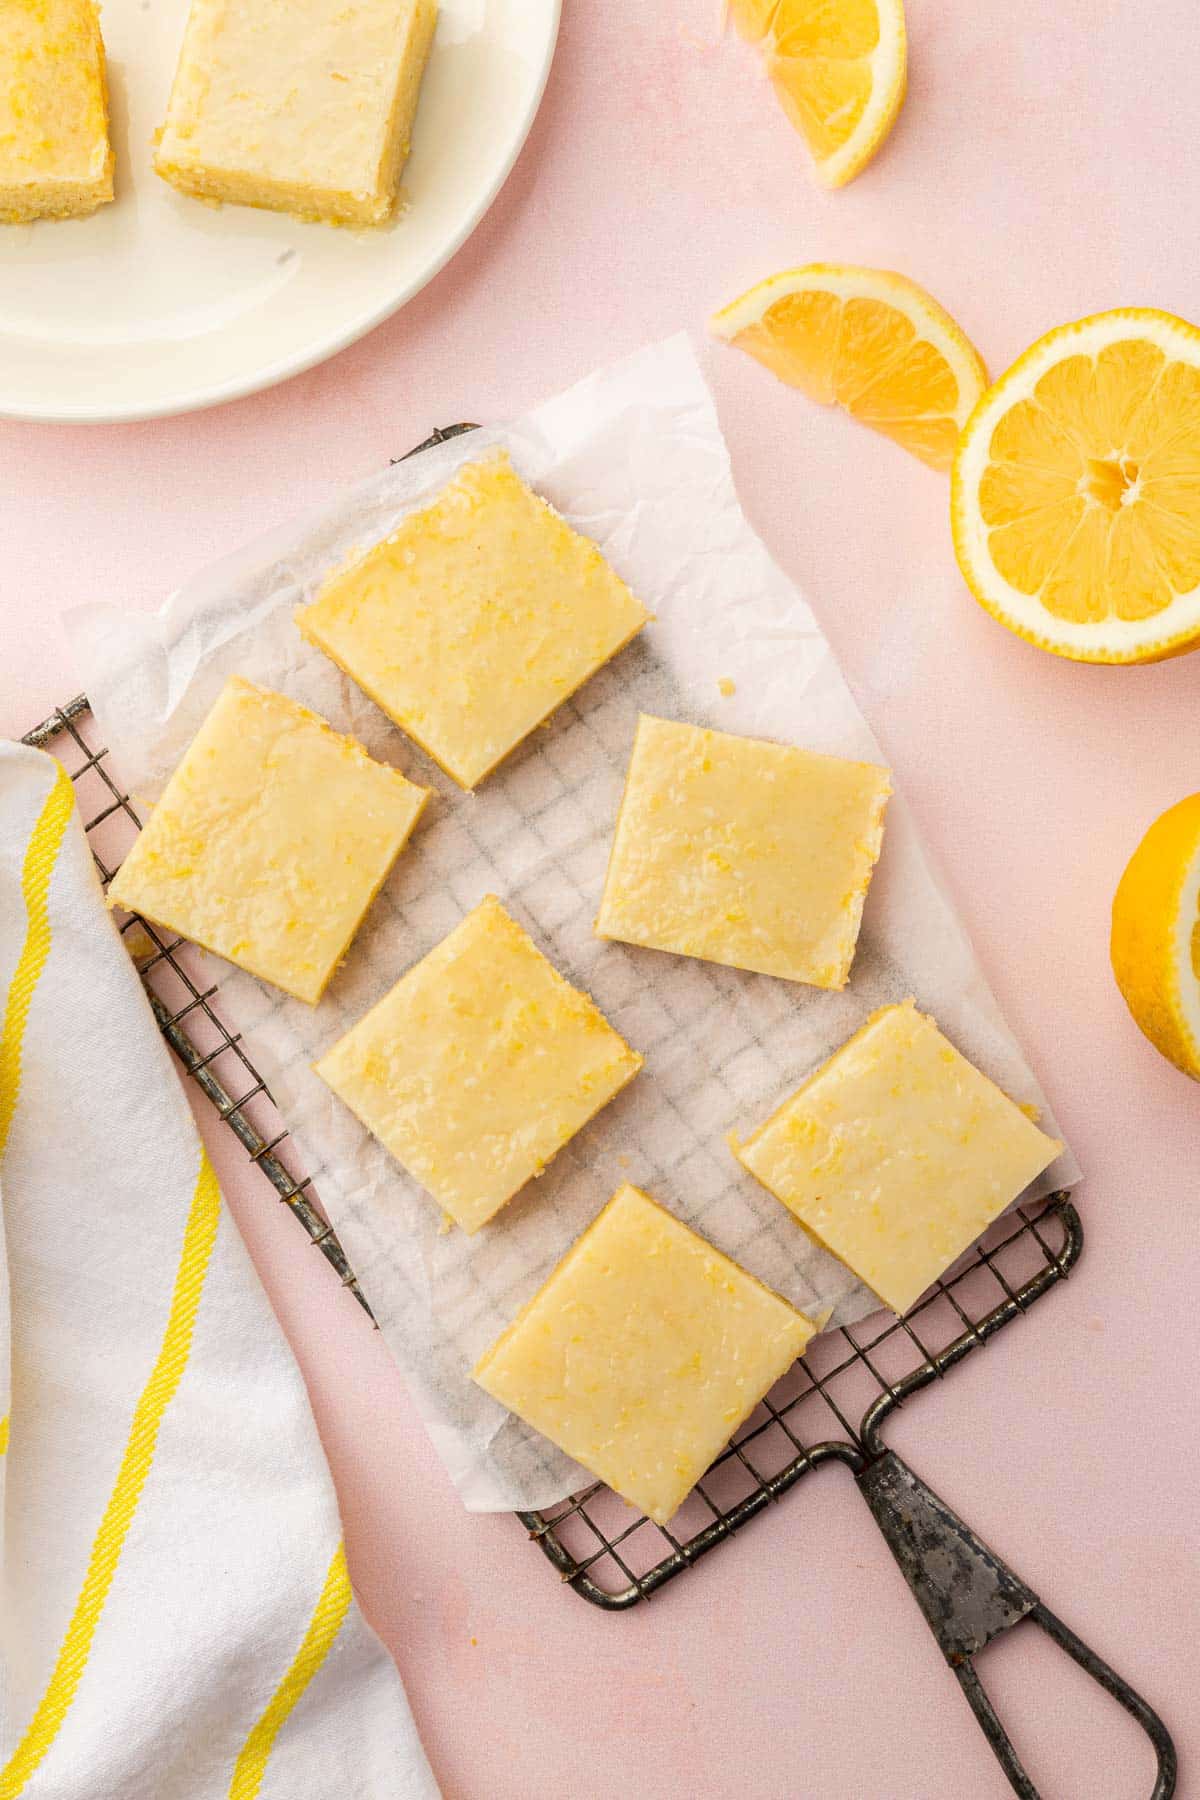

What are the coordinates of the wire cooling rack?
(22, 690, 1082, 1612)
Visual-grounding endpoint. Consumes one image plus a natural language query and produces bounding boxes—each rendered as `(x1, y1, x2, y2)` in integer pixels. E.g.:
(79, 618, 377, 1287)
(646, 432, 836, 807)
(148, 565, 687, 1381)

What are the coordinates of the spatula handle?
(858, 1450, 1176, 1798)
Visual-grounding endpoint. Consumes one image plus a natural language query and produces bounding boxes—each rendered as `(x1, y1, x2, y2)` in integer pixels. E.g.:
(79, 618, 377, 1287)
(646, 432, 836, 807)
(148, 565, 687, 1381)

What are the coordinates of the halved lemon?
(1111, 794, 1200, 1081)
(727, 0, 907, 188)
(710, 264, 988, 471)
(953, 310, 1200, 663)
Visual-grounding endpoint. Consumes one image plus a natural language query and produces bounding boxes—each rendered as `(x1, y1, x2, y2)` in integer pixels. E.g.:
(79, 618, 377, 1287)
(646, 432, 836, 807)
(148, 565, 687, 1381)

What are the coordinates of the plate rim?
(0, 0, 562, 427)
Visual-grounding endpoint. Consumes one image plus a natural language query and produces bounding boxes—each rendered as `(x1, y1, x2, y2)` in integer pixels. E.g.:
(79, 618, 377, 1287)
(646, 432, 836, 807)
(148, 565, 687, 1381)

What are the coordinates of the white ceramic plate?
(0, 0, 560, 423)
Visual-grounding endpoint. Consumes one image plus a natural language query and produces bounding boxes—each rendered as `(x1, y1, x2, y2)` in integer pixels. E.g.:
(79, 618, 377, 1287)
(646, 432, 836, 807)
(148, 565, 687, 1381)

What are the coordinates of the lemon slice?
(1111, 794, 1200, 1081)
(953, 309, 1200, 663)
(728, 0, 907, 188)
(711, 264, 988, 471)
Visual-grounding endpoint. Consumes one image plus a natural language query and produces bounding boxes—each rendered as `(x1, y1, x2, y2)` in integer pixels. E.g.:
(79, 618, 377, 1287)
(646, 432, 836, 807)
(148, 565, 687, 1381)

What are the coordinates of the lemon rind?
(813, 0, 908, 189)
(1111, 802, 1200, 1079)
(1173, 843, 1200, 1067)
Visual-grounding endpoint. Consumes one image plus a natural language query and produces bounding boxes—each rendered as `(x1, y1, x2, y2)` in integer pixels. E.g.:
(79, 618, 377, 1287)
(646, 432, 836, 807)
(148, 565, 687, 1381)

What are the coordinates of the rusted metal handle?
(858, 1451, 1177, 1799)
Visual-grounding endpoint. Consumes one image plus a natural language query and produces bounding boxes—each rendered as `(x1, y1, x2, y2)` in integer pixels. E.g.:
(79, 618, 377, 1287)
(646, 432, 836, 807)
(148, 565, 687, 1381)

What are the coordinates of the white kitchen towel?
(0, 744, 439, 1800)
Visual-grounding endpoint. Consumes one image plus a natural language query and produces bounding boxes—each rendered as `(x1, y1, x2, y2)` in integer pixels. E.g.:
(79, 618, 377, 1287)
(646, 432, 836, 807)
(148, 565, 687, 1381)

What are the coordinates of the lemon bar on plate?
(155, 0, 437, 226)
(730, 1000, 1063, 1316)
(596, 715, 891, 987)
(296, 452, 651, 789)
(474, 1184, 817, 1525)
(0, 0, 113, 223)
(107, 677, 429, 1005)
(314, 896, 643, 1232)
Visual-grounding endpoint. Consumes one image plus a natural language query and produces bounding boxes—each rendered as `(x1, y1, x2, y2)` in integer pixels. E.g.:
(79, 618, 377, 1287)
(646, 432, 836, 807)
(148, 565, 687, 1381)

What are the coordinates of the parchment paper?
(67, 335, 1078, 1512)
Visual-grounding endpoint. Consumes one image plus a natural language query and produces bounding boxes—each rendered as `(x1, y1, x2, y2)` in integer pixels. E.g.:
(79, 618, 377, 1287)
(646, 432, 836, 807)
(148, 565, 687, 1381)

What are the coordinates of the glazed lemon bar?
(296, 452, 650, 788)
(595, 715, 891, 987)
(730, 1001, 1062, 1316)
(155, 0, 437, 226)
(0, 0, 114, 223)
(107, 677, 429, 1004)
(474, 1184, 817, 1525)
(314, 896, 642, 1232)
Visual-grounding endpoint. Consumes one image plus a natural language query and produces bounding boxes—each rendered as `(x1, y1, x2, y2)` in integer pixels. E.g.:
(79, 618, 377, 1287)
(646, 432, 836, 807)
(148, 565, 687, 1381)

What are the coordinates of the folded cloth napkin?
(0, 744, 440, 1799)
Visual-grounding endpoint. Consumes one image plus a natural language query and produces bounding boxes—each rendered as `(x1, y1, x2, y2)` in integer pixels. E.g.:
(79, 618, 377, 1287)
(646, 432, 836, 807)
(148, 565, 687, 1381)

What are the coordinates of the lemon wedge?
(953, 309, 1200, 663)
(1111, 794, 1200, 1081)
(727, 0, 907, 188)
(711, 264, 987, 471)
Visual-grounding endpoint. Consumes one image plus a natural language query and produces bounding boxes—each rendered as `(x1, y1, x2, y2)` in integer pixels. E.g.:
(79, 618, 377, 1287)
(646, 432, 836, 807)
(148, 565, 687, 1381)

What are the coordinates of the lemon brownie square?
(0, 0, 113, 224)
(314, 895, 643, 1232)
(596, 715, 891, 987)
(107, 677, 429, 1005)
(155, 0, 437, 226)
(730, 1001, 1062, 1316)
(473, 1183, 817, 1524)
(296, 451, 650, 789)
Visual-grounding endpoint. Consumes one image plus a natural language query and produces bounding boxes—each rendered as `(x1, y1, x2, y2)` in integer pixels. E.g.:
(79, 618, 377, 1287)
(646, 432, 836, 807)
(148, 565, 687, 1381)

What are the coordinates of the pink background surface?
(2, 1, 1198, 1793)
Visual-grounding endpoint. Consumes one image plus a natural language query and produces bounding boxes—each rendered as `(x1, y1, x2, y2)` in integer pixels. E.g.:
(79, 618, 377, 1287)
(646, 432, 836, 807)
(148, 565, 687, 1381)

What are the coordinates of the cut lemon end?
(728, 0, 907, 188)
(953, 309, 1200, 663)
(711, 264, 988, 471)
(1111, 793, 1200, 1081)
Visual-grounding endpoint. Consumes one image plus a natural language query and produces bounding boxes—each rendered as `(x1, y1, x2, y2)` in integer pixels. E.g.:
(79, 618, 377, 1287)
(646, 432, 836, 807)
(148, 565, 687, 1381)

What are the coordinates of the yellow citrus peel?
(1111, 793, 1200, 1081)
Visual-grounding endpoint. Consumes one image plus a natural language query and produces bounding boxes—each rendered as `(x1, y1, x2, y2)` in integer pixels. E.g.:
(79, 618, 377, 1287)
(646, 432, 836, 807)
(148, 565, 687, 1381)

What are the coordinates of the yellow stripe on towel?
(228, 1544, 353, 1800)
(0, 1415, 8, 1456)
(0, 1152, 222, 1799)
(0, 761, 74, 1160)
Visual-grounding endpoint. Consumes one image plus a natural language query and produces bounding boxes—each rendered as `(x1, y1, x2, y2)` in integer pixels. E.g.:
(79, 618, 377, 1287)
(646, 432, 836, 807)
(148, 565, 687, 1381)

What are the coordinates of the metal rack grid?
(23, 693, 1082, 1614)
